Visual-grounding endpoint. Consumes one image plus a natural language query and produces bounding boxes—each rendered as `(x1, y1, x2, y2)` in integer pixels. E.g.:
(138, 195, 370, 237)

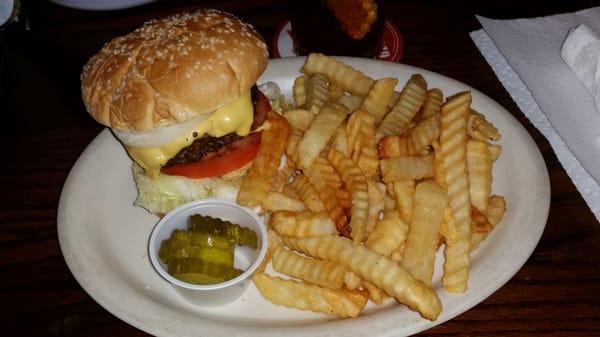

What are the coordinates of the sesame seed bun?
(81, 9, 268, 131)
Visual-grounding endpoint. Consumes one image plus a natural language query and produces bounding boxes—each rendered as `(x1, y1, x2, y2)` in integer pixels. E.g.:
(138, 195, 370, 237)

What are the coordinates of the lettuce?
(132, 164, 242, 214)
(259, 81, 294, 115)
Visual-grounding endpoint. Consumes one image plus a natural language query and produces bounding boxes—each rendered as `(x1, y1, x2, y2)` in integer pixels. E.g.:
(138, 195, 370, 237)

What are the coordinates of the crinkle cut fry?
(253, 272, 368, 318)
(439, 92, 472, 293)
(466, 139, 492, 212)
(272, 246, 346, 289)
(290, 174, 326, 212)
(360, 77, 398, 124)
(283, 234, 442, 320)
(305, 73, 330, 113)
(301, 53, 374, 96)
(270, 210, 337, 238)
(377, 74, 427, 138)
(347, 109, 379, 178)
(237, 111, 291, 208)
(327, 149, 369, 244)
(378, 114, 440, 158)
(419, 88, 444, 120)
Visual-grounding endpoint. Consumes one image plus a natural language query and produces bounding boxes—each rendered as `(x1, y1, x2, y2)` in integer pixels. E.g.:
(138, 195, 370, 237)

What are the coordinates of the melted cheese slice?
(127, 91, 254, 178)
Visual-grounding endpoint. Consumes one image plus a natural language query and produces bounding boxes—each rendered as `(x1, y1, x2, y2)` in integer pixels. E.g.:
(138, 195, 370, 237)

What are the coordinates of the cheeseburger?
(81, 9, 271, 214)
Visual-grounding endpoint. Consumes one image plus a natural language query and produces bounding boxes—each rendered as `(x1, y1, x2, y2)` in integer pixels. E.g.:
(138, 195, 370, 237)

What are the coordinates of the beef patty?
(164, 86, 266, 167)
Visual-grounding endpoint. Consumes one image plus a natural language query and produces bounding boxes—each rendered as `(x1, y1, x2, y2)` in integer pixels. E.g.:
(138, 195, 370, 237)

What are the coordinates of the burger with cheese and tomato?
(80, 9, 271, 214)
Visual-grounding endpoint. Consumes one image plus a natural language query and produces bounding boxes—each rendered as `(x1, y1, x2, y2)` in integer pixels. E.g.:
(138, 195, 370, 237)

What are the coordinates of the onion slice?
(112, 113, 210, 148)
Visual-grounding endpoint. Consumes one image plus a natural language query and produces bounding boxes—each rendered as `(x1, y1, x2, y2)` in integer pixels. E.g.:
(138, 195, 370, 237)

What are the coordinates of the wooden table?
(2, 0, 600, 336)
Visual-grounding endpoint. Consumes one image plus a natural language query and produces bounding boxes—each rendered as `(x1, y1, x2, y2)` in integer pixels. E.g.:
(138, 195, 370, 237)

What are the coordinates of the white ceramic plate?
(57, 57, 550, 337)
(49, 0, 156, 11)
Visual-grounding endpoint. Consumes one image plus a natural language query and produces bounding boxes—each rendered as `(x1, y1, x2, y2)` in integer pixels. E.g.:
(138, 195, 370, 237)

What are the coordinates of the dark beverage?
(289, 0, 385, 58)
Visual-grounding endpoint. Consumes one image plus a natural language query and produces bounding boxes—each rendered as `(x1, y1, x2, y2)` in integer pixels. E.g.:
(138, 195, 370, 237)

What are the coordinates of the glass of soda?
(288, 0, 385, 58)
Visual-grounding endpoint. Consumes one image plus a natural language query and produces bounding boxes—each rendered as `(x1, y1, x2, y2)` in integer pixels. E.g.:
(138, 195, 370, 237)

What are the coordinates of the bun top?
(81, 9, 268, 131)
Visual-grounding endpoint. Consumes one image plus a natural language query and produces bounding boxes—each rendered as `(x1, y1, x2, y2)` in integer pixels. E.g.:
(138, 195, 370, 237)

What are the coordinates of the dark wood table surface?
(2, 0, 600, 336)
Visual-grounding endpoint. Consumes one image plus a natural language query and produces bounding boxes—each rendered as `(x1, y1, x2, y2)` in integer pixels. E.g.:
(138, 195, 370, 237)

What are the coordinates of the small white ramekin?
(148, 199, 267, 306)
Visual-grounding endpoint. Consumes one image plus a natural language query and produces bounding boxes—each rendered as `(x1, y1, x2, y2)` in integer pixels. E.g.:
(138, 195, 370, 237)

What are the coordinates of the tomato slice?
(161, 132, 262, 179)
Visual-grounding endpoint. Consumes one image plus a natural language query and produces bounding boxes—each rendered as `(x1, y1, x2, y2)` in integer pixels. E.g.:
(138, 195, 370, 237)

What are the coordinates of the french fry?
(270, 210, 337, 238)
(337, 94, 363, 112)
(486, 195, 507, 225)
(390, 180, 415, 223)
(301, 53, 374, 95)
(310, 156, 343, 189)
(468, 110, 501, 142)
(401, 181, 447, 287)
(467, 139, 492, 212)
(404, 113, 440, 154)
(253, 273, 368, 318)
(471, 206, 493, 233)
(272, 246, 346, 289)
(347, 109, 379, 177)
(271, 162, 295, 192)
(344, 271, 363, 290)
(282, 183, 300, 200)
(365, 209, 409, 257)
(378, 134, 411, 158)
(380, 154, 434, 183)
(331, 124, 351, 157)
(264, 192, 306, 212)
(378, 114, 440, 158)
(256, 229, 283, 273)
(470, 195, 506, 251)
(283, 109, 315, 131)
(439, 92, 472, 293)
(365, 179, 385, 237)
(283, 109, 314, 164)
(237, 112, 290, 208)
(304, 166, 349, 232)
(419, 88, 444, 120)
(360, 77, 398, 123)
(298, 102, 348, 169)
(388, 90, 401, 109)
(336, 188, 352, 210)
(377, 74, 428, 138)
(432, 141, 446, 189)
(290, 174, 326, 212)
(439, 207, 456, 244)
(293, 75, 307, 107)
(329, 83, 345, 100)
(363, 281, 390, 305)
(390, 246, 405, 263)
(306, 73, 330, 113)
(283, 235, 442, 320)
(347, 109, 371, 161)
(375, 181, 397, 211)
(328, 150, 369, 244)
(488, 143, 502, 162)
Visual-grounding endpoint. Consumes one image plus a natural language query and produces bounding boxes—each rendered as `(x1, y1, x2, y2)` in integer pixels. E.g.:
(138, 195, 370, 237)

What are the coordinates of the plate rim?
(58, 56, 551, 337)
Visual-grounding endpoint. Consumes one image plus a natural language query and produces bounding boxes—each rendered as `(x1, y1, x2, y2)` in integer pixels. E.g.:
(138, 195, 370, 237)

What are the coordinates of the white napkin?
(561, 24, 600, 113)
(470, 6, 600, 221)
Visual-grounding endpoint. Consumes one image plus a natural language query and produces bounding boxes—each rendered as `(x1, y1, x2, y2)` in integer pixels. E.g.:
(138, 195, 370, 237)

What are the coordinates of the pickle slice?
(189, 214, 258, 248)
(160, 242, 234, 266)
(159, 231, 233, 264)
(168, 258, 243, 283)
(189, 232, 231, 250)
(191, 247, 234, 267)
(173, 273, 226, 285)
(166, 229, 232, 249)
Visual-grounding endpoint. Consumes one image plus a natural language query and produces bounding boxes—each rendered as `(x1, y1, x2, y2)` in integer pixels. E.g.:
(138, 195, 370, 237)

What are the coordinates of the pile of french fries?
(236, 53, 506, 320)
